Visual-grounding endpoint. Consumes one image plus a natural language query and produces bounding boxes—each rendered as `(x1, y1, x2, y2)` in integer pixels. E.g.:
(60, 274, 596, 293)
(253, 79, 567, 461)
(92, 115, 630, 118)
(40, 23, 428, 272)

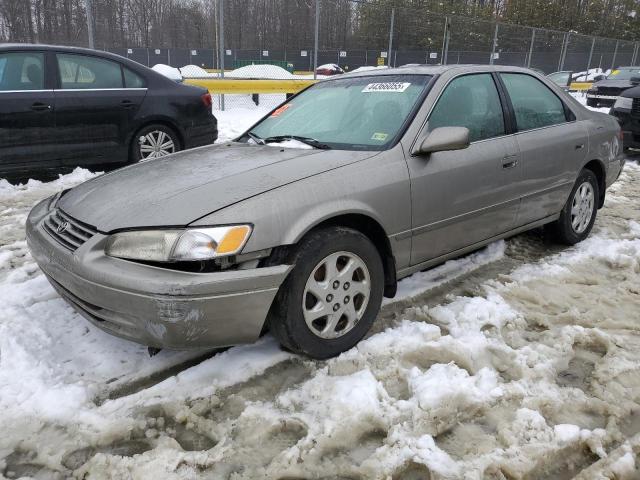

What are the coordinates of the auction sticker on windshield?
(362, 82, 411, 93)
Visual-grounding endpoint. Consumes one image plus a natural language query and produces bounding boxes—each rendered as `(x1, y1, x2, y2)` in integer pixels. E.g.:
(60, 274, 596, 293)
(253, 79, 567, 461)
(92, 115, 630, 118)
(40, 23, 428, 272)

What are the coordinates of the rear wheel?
(131, 124, 180, 162)
(549, 169, 599, 245)
(268, 227, 384, 359)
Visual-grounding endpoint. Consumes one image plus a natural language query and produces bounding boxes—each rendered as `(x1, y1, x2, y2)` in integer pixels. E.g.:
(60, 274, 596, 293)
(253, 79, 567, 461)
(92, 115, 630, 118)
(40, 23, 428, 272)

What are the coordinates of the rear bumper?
(610, 108, 640, 149)
(185, 116, 218, 149)
(26, 198, 291, 349)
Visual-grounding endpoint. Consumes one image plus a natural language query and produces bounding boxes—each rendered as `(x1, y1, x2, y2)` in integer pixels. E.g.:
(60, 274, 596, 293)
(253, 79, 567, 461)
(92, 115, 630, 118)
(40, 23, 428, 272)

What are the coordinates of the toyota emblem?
(57, 221, 70, 234)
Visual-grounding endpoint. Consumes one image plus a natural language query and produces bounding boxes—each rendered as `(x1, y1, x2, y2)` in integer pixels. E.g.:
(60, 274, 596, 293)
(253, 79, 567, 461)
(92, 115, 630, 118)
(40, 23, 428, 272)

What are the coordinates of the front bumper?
(26, 198, 291, 349)
(610, 108, 640, 150)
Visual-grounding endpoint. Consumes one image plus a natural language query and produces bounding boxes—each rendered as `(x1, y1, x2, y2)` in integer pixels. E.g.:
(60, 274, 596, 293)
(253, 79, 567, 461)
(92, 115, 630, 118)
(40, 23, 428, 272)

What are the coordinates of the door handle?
(575, 144, 585, 150)
(502, 154, 518, 169)
(120, 100, 134, 108)
(31, 102, 51, 111)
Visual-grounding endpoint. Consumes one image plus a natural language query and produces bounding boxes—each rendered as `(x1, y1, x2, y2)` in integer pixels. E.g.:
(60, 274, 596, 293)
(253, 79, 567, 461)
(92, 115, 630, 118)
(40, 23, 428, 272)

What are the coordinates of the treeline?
(0, 0, 638, 50)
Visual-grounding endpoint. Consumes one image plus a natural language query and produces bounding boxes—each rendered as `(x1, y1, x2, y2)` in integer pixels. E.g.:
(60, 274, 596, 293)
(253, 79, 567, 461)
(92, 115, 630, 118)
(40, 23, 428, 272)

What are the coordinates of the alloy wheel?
(302, 251, 371, 339)
(138, 130, 176, 161)
(571, 181, 595, 234)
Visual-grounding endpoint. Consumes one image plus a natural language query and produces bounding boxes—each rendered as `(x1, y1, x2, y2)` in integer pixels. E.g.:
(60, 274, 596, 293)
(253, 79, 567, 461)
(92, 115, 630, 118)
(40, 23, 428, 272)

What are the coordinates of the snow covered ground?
(1, 104, 640, 479)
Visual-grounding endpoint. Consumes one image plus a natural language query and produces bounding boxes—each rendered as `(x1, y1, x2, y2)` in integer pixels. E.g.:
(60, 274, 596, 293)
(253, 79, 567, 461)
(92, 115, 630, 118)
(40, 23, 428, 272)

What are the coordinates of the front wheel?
(268, 227, 384, 359)
(549, 169, 599, 245)
(131, 124, 180, 162)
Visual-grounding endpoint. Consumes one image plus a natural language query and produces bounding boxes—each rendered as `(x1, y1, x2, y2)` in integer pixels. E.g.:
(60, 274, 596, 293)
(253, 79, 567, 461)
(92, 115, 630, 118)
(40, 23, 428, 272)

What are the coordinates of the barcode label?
(362, 82, 411, 93)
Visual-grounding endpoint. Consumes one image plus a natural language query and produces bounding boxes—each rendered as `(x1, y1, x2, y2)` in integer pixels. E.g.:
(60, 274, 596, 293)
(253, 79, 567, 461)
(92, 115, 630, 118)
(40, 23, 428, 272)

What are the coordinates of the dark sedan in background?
(586, 66, 640, 108)
(0, 44, 217, 182)
(610, 85, 640, 151)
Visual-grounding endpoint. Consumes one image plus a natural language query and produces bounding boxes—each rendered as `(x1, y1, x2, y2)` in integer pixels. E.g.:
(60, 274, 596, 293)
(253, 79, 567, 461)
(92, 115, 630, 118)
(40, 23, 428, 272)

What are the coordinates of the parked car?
(547, 70, 573, 91)
(315, 63, 344, 76)
(0, 44, 217, 182)
(586, 66, 640, 108)
(27, 65, 625, 359)
(610, 81, 640, 151)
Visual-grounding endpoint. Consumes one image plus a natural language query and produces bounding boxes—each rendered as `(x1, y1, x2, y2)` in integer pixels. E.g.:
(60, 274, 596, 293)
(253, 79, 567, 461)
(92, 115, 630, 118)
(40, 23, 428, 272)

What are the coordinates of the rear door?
(53, 53, 146, 168)
(407, 72, 522, 265)
(498, 72, 587, 226)
(0, 50, 58, 177)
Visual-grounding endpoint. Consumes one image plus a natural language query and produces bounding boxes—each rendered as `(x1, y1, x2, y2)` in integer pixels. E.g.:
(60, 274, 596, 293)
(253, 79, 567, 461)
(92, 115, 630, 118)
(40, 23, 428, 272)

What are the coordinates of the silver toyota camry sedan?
(27, 65, 625, 359)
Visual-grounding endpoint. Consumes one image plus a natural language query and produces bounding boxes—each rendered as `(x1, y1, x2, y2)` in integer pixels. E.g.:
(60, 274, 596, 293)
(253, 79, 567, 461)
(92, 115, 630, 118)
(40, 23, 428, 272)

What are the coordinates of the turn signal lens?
(216, 225, 252, 254)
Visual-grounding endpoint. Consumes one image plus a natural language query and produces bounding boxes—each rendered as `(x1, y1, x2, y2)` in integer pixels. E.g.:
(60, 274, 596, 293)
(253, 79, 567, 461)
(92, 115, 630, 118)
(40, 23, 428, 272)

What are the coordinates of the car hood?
(592, 79, 634, 89)
(58, 143, 377, 232)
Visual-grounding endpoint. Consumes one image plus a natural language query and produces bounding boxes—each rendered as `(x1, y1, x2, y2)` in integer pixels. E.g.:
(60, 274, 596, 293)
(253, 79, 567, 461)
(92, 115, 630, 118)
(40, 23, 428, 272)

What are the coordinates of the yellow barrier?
(184, 78, 317, 94)
(569, 81, 593, 91)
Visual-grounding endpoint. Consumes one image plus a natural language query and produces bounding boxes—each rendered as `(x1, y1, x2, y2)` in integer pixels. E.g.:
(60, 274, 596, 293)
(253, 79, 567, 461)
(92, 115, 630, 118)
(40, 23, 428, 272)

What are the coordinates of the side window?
(57, 54, 123, 89)
(123, 67, 146, 88)
(0, 52, 44, 91)
(500, 73, 568, 131)
(427, 73, 505, 142)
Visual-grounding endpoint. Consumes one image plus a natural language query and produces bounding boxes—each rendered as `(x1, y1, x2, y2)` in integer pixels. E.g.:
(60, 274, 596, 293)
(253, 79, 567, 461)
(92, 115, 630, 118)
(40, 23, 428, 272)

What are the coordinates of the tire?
(267, 227, 384, 359)
(586, 98, 598, 108)
(549, 169, 599, 245)
(131, 124, 180, 162)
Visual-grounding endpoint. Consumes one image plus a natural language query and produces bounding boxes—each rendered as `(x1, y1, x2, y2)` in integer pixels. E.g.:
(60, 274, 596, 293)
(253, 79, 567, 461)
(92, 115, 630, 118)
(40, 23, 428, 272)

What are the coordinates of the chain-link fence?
(23, 0, 640, 107)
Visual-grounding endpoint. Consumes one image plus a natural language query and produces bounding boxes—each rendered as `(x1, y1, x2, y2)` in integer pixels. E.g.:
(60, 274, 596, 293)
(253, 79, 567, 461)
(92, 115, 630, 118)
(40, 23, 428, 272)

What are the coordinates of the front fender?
(191, 147, 413, 269)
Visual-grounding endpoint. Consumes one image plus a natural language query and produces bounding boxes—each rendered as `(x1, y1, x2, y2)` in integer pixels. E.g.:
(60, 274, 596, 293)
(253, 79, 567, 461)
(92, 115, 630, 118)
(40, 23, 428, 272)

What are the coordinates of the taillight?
(201, 93, 212, 108)
(617, 129, 624, 141)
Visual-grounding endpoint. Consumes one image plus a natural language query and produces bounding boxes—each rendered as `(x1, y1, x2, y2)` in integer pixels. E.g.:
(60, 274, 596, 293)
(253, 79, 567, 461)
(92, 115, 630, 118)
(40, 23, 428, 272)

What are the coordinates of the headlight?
(105, 225, 252, 262)
(613, 96, 633, 110)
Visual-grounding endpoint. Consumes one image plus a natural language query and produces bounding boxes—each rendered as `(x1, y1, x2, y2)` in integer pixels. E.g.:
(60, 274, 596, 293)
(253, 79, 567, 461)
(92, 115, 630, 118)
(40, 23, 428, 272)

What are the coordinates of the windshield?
(246, 74, 432, 150)
(607, 68, 640, 80)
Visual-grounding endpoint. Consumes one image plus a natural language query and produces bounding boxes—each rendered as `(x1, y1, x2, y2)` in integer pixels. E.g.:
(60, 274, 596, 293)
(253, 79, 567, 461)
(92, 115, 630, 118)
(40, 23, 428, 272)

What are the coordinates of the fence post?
(441, 16, 449, 65)
(85, 0, 95, 49)
(632, 42, 639, 66)
(587, 37, 595, 73)
(527, 28, 535, 68)
(313, 0, 319, 79)
(611, 40, 619, 70)
(218, 0, 225, 110)
(557, 33, 566, 71)
(489, 22, 499, 65)
(387, 7, 395, 67)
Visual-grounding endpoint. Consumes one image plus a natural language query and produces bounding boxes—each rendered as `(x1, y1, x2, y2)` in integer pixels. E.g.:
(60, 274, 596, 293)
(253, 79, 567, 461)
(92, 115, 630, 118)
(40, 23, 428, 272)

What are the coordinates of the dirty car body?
(27, 65, 625, 355)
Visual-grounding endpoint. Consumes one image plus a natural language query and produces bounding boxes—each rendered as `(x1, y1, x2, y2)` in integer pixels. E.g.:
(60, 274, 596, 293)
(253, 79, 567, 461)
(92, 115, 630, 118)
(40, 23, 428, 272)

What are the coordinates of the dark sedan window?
(0, 52, 44, 91)
(427, 73, 505, 142)
(123, 67, 145, 88)
(57, 54, 124, 89)
(500, 73, 567, 131)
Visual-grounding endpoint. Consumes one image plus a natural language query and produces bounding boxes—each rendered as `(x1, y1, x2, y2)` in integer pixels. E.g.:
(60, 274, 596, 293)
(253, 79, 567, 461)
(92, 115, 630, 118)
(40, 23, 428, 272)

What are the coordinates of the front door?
(407, 72, 522, 265)
(53, 53, 145, 168)
(0, 51, 58, 178)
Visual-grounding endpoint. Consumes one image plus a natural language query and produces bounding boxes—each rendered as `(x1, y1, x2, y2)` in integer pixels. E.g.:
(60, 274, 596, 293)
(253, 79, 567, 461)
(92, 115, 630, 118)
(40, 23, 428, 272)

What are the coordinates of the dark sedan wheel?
(550, 169, 599, 245)
(268, 227, 384, 359)
(132, 124, 180, 162)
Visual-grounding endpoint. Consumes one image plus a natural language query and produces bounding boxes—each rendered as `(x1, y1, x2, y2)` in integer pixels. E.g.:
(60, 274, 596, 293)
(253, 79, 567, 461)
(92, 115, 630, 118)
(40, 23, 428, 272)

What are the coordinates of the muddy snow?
(1, 111, 640, 479)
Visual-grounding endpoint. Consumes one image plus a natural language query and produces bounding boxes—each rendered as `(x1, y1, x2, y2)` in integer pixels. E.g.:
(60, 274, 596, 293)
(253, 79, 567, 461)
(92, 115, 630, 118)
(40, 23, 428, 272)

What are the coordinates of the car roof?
(340, 64, 539, 79)
(0, 43, 131, 63)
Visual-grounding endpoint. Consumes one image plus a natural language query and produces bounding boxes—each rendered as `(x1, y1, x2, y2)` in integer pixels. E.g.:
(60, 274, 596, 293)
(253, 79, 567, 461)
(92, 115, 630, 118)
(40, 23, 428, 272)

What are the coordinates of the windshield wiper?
(246, 131, 265, 145)
(263, 135, 331, 149)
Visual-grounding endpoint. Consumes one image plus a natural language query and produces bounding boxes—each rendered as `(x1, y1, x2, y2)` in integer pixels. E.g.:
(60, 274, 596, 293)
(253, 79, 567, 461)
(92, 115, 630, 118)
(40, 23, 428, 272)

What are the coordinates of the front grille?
(632, 98, 640, 117)
(597, 87, 622, 97)
(42, 209, 96, 251)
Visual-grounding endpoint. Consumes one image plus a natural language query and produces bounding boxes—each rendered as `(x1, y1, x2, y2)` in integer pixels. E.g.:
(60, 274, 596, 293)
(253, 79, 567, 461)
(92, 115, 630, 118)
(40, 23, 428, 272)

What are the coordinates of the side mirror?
(415, 127, 470, 155)
(593, 74, 605, 82)
(630, 76, 640, 86)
